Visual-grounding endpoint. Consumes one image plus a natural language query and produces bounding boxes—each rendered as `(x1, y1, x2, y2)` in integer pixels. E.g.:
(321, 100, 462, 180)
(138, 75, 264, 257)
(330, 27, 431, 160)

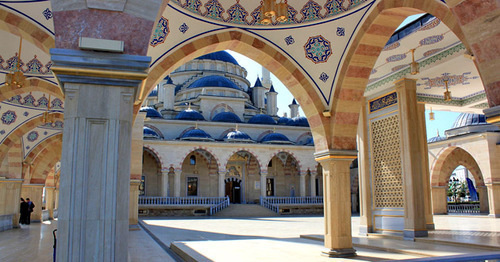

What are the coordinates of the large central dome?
(195, 51, 239, 65)
(188, 75, 241, 90)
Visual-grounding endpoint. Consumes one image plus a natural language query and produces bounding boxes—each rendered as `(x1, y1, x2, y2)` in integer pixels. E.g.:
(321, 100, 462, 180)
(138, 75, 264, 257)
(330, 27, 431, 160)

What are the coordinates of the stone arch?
(296, 132, 313, 145)
(330, 0, 470, 150)
(143, 29, 328, 150)
(28, 140, 62, 184)
(23, 133, 63, 163)
(265, 150, 302, 174)
(142, 145, 165, 171)
(0, 8, 55, 53)
(210, 103, 236, 120)
(0, 112, 64, 163)
(143, 124, 164, 139)
(224, 148, 262, 174)
(0, 79, 63, 102)
(182, 148, 219, 175)
(219, 127, 236, 140)
(431, 146, 484, 187)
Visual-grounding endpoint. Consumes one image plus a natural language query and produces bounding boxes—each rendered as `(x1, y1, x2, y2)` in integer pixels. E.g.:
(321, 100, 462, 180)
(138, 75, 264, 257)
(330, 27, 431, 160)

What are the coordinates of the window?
(139, 175, 145, 196)
(187, 177, 198, 196)
(190, 155, 196, 165)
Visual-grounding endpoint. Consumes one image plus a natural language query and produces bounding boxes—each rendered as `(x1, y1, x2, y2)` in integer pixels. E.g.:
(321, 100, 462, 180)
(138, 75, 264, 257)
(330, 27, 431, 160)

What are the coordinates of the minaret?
(289, 99, 299, 118)
(162, 76, 175, 111)
(266, 84, 278, 116)
(252, 77, 267, 109)
(262, 67, 272, 89)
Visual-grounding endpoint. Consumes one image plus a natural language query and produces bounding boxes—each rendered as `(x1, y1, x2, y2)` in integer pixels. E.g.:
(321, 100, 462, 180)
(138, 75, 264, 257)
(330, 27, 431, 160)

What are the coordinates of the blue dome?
(286, 116, 309, 127)
(188, 75, 241, 90)
(143, 126, 161, 139)
(212, 111, 242, 123)
(248, 114, 277, 125)
(451, 113, 487, 129)
(277, 117, 291, 125)
(139, 107, 163, 118)
(195, 51, 239, 65)
(260, 132, 293, 144)
(224, 130, 254, 143)
(175, 109, 205, 121)
(148, 88, 158, 97)
(428, 135, 446, 143)
(180, 128, 214, 141)
(305, 137, 314, 146)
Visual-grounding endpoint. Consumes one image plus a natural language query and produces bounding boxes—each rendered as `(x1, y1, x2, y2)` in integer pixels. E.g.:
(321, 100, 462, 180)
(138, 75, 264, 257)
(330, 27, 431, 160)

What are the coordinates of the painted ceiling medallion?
(419, 18, 440, 31)
(423, 48, 443, 57)
(419, 35, 444, 46)
(304, 35, 332, 64)
(150, 16, 169, 47)
(386, 53, 407, 63)
(1, 110, 17, 125)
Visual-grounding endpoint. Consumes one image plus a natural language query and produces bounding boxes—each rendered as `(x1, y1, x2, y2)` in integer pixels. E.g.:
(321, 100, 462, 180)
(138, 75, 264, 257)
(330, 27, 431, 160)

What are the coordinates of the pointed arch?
(430, 146, 484, 187)
(0, 79, 63, 102)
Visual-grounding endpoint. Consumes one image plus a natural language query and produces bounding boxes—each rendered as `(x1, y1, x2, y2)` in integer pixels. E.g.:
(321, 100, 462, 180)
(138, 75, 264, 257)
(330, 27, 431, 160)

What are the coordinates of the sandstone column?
(310, 171, 317, 197)
(315, 150, 357, 258)
(174, 170, 182, 197)
(417, 103, 434, 230)
(357, 103, 373, 235)
(219, 170, 226, 197)
(431, 186, 447, 214)
(21, 184, 43, 222)
(45, 187, 56, 220)
(51, 48, 149, 262)
(486, 184, 500, 217)
(260, 170, 267, 198)
(299, 172, 306, 197)
(129, 180, 141, 230)
(395, 78, 428, 239)
(161, 170, 169, 197)
(0, 178, 23, 230)
(478, 186, 489, 213)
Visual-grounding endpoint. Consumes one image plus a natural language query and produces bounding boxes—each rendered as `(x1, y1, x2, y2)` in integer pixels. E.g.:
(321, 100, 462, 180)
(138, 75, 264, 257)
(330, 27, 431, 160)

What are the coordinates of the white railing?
(447, 204, 480, 214)
(139, 196, 230, 216)
(260, 196, 323, 213)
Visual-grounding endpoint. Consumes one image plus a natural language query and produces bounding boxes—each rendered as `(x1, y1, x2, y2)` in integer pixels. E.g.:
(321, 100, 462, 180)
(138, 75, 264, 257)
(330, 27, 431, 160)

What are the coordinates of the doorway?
(266, 178, 275, 196)
(225, 180, 241, 204)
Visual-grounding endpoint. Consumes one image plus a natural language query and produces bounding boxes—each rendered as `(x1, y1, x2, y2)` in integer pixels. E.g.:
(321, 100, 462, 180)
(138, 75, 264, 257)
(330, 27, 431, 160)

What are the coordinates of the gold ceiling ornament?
(429, 107, 435, 121)
(43, 94, 55, 124)
(409, 48, 419, 75)
(260, 0, 288, 25)
(443, 76, 452, 102)
(5, 36, 26, 88)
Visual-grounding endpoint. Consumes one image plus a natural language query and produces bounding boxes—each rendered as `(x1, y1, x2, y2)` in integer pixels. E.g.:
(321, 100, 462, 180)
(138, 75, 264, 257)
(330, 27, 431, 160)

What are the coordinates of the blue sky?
(227, 50, 460, 141)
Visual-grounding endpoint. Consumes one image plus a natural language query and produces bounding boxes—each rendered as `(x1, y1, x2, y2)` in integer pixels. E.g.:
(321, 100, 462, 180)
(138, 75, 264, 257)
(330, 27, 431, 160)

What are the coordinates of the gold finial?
(225, 104, 228, 112)
(188, 102, 191, 110)
(195, 122, 198, 129)
(235, 124, 239, 131)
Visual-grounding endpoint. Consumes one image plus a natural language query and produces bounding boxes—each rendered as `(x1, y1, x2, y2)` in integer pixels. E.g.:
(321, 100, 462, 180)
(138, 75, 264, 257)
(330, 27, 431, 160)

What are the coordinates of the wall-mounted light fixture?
(5, 37, 26, 88)
(410, 48, 419, 75)
(443, 76, 451, 102)
(429, 107, 435, 121)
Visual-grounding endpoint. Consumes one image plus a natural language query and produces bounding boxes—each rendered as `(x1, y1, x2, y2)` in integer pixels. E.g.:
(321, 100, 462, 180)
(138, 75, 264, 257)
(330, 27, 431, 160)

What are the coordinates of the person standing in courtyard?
(26, 198, 35, 224)
(19, 198, 29, 225)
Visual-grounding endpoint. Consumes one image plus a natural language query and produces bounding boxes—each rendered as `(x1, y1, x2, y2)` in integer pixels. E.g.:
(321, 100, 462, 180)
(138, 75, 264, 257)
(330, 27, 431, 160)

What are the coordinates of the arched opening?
(268, 152, 300, 197)
(181, 149, 219, 197)
(225, 177, 242, 204)
(225, 150, 260, 203)
(142, 148, 162, 196)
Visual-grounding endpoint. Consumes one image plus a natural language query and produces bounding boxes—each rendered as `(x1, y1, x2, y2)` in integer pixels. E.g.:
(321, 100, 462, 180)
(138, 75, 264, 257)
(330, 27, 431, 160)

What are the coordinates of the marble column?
(21, 184, 43, 222)
(486, 184, 500, 217)
(0, 178, 23, 230)
(395, 78, 428, 239)
(299, 172, 306, 197)
(357, 103, 373, 235)
(174, 170, 181, 197)
(161, 170, 169, 197)
(51, 48, 150, 262)
(260, 171, 267, 198)
(315, 150, 357, 258)
(219, 171, 226, 197)
(431, 186, 447, 214)
(417, 103, 434, 230)
(129, 180, 140, 230)
(310, 171, 317, 197)
(478, 186, 489, 213)
(45, 187, 56, 220)
(54, 189, 59, 210)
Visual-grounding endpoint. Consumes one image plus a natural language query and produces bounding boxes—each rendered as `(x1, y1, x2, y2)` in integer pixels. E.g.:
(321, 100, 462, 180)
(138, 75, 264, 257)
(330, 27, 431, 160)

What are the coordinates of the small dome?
(139, 107, 163, 118)
(224, 130, 254, 143)
(248, 114, 277, 125)
(428, 135, 446, 143)
(212, 111, 242, 123)
(277, 117, 291, 125)
(195, 51, 239, 65)
(286, 116, 309, 127)
(143, 127, 161, 139)
(451, 113, 487, 129)
(188, 75, 241, 90)
(148, 88, 158, 97)
(175, 109, 205, 121)
(305, 137, 314, 146)
(260, 132, 293, 144)
(180, 128, 214, 141)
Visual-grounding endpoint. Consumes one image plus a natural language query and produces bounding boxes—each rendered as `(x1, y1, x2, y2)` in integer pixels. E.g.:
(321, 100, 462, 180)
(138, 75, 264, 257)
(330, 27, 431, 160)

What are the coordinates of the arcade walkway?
(0, 215, 499, 261)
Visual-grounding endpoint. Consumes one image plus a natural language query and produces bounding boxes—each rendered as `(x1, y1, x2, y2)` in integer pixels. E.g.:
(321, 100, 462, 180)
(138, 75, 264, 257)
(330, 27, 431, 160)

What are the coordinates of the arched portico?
(225, 150, 261, 203)
(431, 146, 488, 214)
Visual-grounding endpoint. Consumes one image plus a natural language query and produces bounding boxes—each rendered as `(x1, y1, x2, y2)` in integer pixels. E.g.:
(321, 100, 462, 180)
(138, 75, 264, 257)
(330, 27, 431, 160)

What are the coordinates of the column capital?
(394, 78, 417, 90)
(50, 48, 150, 97)
(484, 106, 500, 126)
(314, 149, 357, 163)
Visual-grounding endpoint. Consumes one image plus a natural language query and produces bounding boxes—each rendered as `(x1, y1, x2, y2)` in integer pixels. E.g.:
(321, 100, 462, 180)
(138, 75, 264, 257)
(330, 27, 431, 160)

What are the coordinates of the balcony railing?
(138, 196, 230, 215)
(260, 196, 323, 213)
(447, 203, 480, 214)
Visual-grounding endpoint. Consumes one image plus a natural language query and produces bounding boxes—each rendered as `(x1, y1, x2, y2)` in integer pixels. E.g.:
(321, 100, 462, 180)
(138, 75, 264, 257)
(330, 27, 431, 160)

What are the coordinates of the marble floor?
(0, 215, 499, 262)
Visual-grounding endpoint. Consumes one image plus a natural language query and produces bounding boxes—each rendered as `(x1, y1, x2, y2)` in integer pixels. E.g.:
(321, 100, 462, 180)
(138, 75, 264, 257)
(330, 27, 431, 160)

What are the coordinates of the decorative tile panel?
(304, 35, 332, 64)
(150, 16, 170, 47)
(369, 92, 397, 113)
(0, 55, 52, 75)
(1, 110, 17, 125)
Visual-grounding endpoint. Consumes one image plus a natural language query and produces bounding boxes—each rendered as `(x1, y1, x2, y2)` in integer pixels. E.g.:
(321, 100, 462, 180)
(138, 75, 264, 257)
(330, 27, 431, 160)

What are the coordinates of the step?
(214, 204, 279, 217)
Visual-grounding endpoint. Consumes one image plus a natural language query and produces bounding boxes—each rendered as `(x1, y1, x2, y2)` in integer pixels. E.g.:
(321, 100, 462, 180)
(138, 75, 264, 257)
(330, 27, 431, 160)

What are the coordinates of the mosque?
(0, 0, 499, 261)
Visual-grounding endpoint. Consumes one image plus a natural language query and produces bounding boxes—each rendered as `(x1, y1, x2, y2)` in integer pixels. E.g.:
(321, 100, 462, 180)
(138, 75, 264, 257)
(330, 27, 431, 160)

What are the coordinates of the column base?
(321, 248, 357, 258)
(488, 214, 500, 218)
(129, 224, 141, 231)
(403, 229, 428, 240)
(358, 225, 373, 236)
(426, 223, 435, 230)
